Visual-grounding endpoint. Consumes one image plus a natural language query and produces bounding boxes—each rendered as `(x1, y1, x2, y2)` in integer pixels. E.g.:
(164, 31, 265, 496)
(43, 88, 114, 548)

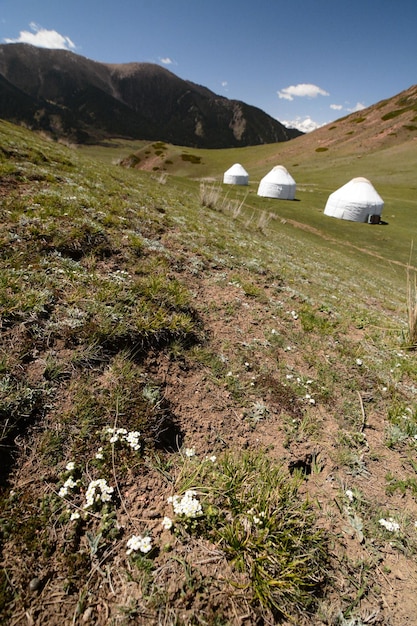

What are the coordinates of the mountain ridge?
(0, 43, 302, 148)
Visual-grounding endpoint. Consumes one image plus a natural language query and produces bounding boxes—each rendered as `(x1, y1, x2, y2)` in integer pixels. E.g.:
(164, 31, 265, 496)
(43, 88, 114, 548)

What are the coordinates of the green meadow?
(81, 130, 417, 279)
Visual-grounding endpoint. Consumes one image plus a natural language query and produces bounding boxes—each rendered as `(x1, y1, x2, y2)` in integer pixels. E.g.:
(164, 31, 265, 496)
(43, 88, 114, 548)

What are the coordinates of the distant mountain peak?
(0, 43, 302, 147)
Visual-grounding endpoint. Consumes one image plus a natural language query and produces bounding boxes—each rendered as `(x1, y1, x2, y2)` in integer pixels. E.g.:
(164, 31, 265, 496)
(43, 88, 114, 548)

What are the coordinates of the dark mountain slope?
(0, 43, 302, 147)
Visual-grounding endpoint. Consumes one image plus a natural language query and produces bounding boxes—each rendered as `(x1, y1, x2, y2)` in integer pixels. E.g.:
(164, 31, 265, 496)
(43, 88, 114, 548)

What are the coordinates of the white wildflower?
(356, 359, 363, 366)
(345, 490, 354, 502)
(379, 517, 400, 532)
(185, 447, 196, 458)
(84, 479, 114, 509)
(139, 536, 152, 553)
(304, 393, 316, 405)
(252, 510, 266, 525)
(168, 490, 202, 518)
(105, 426, 141, 451)
(70, 511, 81, 521)
(58, 476, 77, 498)
(125, 431, 141, 451)
(162, 516, 173, 530)
(126, 534, 152, 555)
(66, 461, 75, 471)
(95, 447, 104, 460)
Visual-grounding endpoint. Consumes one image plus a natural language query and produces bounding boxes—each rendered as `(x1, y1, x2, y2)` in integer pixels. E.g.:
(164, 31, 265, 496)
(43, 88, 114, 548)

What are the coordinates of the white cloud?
(221, 81, 228, 88)
(330, 104, 343, 110)
(282, 116, 325, 133)
(4, 22, 76, 50)
(347, 102, 366, 112)
(278, 83, 329, 101)
(160, 57, 175, 65)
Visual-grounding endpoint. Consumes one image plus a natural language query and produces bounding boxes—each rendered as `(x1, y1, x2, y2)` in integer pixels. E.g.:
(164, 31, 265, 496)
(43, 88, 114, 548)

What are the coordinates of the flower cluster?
(126, 534, 152, 555)
(304, 393, 316, 405)
(106, 427, 141, 451)
(248, 508, 266, 526)
(379, 517, 400, 532)
(284, 373, 317, 405)
(58, 476, 78, 498)
(84, 479, 114, 509)
(168, 490, 202, 518)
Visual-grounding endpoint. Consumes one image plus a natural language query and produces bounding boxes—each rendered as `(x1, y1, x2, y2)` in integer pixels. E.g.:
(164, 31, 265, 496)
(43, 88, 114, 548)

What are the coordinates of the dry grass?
(406, 245, 417, 348)
(407, 272, 417, 347)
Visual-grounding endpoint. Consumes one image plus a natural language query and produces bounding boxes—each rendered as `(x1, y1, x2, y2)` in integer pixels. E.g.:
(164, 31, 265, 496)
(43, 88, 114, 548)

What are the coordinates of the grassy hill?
(1, 116, 417, 625)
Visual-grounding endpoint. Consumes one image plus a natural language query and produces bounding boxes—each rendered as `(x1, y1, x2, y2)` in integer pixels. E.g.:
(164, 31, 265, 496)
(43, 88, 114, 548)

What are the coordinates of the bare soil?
(3, 256, 417, 626)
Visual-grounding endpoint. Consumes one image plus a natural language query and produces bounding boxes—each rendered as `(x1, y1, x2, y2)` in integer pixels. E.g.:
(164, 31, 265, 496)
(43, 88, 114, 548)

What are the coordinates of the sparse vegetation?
(171, 451, 329, 621)
(181, 152, 202, 164)
(1, 115, 417, 625)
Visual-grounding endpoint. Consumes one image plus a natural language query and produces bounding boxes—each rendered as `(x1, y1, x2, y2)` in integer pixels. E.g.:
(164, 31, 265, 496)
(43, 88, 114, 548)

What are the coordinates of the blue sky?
(1, 0, 416, 132)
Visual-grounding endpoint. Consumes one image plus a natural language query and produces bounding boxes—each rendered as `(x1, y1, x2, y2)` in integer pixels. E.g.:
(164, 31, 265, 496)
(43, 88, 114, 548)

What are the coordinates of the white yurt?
(223, 163, 249, 186)
(257, 165, 296, 200)
(324, 177, 384, 223)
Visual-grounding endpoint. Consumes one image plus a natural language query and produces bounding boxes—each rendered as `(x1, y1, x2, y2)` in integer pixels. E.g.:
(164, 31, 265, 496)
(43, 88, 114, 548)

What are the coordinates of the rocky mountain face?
(0, 43, 302, 147)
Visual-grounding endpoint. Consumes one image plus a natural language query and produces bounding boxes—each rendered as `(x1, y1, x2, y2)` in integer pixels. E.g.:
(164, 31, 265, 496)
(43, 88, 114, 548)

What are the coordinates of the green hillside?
(1, 119, 417, 625)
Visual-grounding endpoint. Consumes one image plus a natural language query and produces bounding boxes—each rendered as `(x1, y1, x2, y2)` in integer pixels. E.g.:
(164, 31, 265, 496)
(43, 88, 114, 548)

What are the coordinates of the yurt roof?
(330, 177, 383, 202)
(224, 163, 248, 176)
(261, 165, 295, 184)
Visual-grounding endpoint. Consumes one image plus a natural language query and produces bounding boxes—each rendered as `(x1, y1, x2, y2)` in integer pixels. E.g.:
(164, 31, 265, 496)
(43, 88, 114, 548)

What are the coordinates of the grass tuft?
(406, 261, 417, 349)
(173, 451, 328, 621)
